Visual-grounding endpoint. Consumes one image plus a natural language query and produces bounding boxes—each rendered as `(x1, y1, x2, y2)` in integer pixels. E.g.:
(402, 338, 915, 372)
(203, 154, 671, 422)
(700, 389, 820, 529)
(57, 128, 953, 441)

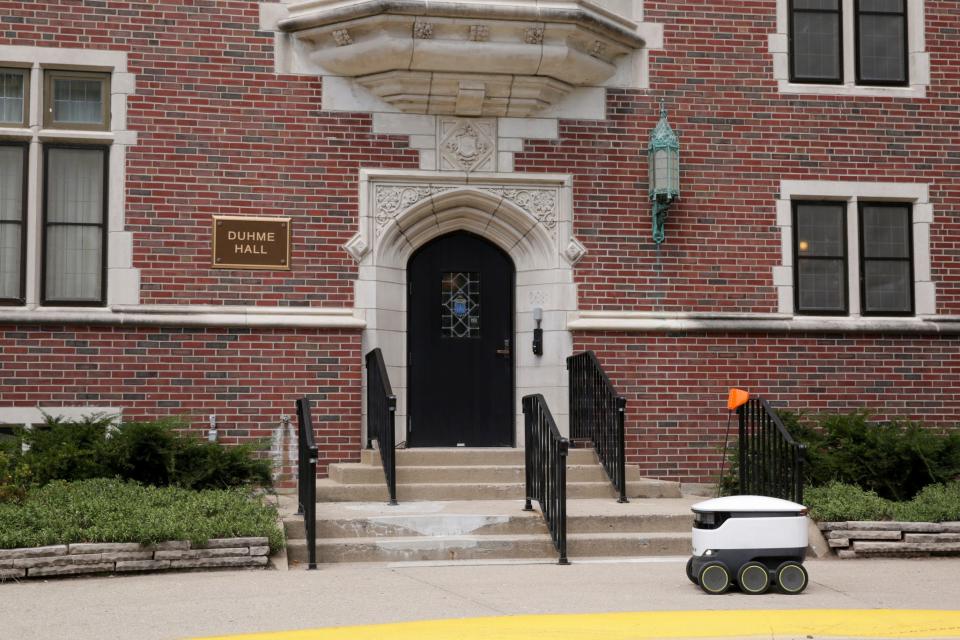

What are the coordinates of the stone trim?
(277, 1, 645, 48)
(0, 407, 121, 427)
(0, 306, 365, 329)
(566, 311, 960, 334)
(0, 45, 139, 308)
(0, 538, 270, 580)
(768, 0, 929, 98)
(819, 521, 960, 559)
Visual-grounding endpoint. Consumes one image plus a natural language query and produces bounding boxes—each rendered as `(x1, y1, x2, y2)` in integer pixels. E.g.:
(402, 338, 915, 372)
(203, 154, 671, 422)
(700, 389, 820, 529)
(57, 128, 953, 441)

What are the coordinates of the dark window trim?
(793, 200, 850, 315)
(41, 144, 109, 307)
(0, 141, 28, 305)
(789, 0, 844, 84)
(858, 201, 914, 316)
(854, 0, 909, 87)
(0, 67, 30, 128)
(42, 70, 111, 131)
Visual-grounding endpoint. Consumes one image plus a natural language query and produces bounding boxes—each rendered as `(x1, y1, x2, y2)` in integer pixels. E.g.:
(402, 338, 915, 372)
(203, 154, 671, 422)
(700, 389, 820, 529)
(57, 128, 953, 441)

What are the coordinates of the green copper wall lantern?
(647, 102, 680, 245)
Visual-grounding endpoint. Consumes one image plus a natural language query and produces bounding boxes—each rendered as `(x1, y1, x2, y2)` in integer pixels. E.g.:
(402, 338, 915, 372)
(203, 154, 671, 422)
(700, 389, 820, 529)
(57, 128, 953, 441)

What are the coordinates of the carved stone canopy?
(278, 0, 646, 117)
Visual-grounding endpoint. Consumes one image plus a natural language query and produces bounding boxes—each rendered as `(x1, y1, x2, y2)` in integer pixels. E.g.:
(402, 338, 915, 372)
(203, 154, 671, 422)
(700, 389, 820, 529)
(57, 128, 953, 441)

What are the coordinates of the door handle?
(495, 339, 511, 357)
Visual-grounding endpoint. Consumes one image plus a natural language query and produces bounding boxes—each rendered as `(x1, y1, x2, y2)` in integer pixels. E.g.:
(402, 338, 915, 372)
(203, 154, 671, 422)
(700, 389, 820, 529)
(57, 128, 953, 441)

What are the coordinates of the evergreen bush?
(0, 414, 272, 502)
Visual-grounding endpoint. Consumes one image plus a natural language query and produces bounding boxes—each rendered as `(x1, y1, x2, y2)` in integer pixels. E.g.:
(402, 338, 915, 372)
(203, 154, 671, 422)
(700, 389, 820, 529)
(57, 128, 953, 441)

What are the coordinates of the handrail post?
(557, 437, 570, 565)
(387, 397, 398, 505)
(295, 397, 318, 570)
(616, 396, 628, 503)
(737, 403, 747, 495)
(522, 395, 534, 512)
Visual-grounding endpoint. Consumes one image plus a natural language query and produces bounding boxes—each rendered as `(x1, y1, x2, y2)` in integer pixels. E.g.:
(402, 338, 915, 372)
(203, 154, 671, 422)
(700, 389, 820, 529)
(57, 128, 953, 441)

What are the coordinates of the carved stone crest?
(484, 187, 558, 232)
(438, 117, 496, 173)
(373, 184, 453, 236)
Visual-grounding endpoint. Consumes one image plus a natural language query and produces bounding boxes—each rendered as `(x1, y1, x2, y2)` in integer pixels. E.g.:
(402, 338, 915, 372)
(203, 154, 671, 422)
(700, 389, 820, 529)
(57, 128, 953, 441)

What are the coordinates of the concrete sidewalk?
(2, 556, 959, 639)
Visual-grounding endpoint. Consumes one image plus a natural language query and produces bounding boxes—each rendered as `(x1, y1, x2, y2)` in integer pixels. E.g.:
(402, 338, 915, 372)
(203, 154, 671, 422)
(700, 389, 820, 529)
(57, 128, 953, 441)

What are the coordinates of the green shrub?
(0, 414, 272, 500)
(798, 411, 960, 501)
(893, 483, 960, 522)
(805, 481, 960, 523)
(20, 414, 115, 485)
(173, 439, 272, 491)
(805, 481, 893, 522)
(0, 478, 283, 552)
(108, 419, 179, 486)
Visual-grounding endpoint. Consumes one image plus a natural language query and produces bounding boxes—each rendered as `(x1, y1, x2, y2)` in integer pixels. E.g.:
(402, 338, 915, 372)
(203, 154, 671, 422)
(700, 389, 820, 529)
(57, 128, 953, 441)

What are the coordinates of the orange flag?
(727, 388, 750, 411)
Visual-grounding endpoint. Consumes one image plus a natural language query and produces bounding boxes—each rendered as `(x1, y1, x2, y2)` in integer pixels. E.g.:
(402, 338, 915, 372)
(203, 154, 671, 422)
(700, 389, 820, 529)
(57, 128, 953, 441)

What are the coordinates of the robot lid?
(691, 495, 806, 514)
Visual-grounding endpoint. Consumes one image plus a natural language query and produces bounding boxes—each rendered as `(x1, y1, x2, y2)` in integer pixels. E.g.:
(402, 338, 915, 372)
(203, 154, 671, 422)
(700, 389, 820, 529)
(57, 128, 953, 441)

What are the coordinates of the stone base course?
(0, 538, 270, 581)
(819, 522, 960, 558)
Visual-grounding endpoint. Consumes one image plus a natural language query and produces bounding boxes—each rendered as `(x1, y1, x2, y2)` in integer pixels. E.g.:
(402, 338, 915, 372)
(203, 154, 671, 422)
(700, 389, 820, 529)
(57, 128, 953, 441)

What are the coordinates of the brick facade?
(1, 0, 958, 484)
(0, 325, 361, 479)
(577, 333, 960, 483)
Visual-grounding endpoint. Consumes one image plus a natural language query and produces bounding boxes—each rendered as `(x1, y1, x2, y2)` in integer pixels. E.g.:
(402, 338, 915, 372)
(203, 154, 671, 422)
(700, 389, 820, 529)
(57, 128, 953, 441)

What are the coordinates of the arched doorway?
(407, 231, 515, 447)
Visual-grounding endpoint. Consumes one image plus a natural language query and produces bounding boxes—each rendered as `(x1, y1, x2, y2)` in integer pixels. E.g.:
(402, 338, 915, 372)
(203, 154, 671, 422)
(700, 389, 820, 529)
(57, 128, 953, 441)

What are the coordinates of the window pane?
(862, 205, 910, 258)
(52, 78, 103, 125)
(0, 70, 25, 124)
(47, 148, 104, 224)
(858, 14, 906, 82)
(798, 259, 846, 311)
(794, 0, 839, 9)
(796, 203, 844, 256)
(859, 0, 903, 13)
(0, 145, 24, 222)
(864, 260, 911, 313)
(792, 12, 841, 80)
(0, 223, 21, 299)
(45, 225, 102, 302)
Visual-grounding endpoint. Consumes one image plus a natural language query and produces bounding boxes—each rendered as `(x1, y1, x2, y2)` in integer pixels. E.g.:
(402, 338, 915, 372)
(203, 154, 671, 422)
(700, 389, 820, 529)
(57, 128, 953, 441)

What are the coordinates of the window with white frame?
(771, 0, 928, 96)
(775, 182, 934, 318)
(0, 47, 137, 309)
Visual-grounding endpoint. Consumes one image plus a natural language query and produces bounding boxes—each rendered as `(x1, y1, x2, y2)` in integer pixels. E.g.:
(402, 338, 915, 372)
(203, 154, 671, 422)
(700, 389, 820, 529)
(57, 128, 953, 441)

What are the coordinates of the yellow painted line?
(190, 609, 960, 640)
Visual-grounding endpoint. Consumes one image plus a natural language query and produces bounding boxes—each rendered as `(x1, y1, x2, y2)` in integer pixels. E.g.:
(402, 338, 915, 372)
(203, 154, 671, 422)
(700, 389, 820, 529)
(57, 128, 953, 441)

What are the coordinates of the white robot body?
(687, 495, 810, 595)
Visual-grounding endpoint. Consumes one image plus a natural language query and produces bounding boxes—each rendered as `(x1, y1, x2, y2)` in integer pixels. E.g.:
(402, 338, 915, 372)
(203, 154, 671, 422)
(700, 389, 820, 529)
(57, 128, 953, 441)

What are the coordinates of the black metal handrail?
(737, 398, 806, 504)
(567, 351, 628, 503)
(295, 397, 318, 570)
(523, 394, 570, 565)
(365, 348, 398, 505)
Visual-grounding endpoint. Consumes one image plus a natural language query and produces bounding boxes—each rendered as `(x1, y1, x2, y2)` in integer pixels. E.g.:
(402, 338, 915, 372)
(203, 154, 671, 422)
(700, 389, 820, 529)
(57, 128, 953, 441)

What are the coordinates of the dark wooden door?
(408, 231, 514, 447)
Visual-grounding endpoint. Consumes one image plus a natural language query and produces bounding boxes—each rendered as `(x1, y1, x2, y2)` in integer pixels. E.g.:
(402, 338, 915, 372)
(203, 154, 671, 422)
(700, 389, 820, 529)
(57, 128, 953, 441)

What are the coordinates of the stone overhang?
(277, 0, 646, 117)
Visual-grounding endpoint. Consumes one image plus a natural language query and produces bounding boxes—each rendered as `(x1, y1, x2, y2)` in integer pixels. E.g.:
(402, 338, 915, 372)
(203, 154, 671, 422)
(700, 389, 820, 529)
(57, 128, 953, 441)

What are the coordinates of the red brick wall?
(3, 1, 960, 483)
(515, 0, 960, 315)
(0, 325, 362, 480)
(1, 0, 419, 307)
(576, 332, 960, 484)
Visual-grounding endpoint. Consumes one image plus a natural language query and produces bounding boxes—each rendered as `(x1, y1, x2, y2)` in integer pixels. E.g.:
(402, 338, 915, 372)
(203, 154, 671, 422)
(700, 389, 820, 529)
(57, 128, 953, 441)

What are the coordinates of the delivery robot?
(686, 495, 809, 595)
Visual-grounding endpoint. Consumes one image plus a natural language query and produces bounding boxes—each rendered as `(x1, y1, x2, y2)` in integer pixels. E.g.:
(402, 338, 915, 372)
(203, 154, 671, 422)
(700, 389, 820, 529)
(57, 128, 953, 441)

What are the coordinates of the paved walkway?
(3, 557, 960, 639)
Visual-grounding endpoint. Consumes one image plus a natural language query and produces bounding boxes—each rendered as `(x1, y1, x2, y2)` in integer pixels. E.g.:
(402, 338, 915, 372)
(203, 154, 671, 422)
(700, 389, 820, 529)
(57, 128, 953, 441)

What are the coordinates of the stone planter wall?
(0, 537, 270, 580)
(819, 522, 960, 559)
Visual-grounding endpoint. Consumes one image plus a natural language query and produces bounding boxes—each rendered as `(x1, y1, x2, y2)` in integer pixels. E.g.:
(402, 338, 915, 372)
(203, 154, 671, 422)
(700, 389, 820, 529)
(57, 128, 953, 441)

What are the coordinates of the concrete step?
(286, 511, 690, 540)
(567, 532, 691, 557)
(314, 478, 681, 502)
(286, 531, 692, 564)
(329, 463, 637, 484)
(362, 448, 597, 466)
(285, 512, 548, 540)
(287, 534, 558, 564)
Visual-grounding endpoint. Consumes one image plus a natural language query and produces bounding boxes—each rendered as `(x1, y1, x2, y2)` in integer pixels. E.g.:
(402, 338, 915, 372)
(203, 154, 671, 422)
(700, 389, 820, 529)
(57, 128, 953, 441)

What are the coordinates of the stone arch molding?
(349, 170, 583, 444)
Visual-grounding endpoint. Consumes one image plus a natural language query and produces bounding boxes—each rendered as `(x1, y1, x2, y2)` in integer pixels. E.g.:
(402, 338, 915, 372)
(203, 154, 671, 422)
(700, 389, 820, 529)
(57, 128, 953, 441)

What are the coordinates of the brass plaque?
(212, 216, 291, 270)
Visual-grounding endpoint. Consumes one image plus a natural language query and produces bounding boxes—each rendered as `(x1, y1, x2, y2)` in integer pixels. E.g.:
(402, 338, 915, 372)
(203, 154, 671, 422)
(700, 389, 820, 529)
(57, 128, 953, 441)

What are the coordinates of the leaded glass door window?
(442, 272, 480, 338)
